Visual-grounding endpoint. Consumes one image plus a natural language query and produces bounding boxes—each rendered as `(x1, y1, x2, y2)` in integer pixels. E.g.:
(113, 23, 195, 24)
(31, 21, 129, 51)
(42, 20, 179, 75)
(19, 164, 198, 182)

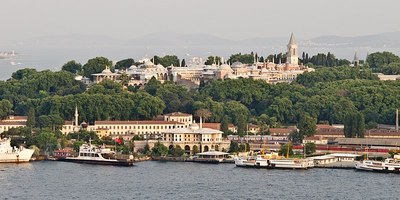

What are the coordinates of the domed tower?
(287, 33, 299, 65)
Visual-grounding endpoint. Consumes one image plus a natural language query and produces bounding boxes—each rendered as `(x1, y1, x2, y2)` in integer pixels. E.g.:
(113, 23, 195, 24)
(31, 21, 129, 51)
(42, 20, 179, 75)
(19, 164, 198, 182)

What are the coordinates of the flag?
(115, 138, 122, 145)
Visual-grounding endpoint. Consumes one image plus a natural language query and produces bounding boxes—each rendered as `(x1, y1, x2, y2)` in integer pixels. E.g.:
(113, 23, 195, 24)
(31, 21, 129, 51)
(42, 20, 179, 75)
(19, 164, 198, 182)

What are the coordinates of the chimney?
(200, 116, 203, 129)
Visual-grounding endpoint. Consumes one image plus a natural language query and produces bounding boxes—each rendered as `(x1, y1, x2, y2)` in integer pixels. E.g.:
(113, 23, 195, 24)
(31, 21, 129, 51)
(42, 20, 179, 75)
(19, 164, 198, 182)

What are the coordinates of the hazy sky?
(1, 0, 400, 41)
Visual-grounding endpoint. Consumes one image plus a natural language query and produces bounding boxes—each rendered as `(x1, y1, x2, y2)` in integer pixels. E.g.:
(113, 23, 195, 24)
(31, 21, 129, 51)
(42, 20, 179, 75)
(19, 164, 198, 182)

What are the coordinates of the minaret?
(353, 51, 359, 66)
(396, 109, 399, 131)
(74, 105, 79, 132)
(286, 33, 299, 65)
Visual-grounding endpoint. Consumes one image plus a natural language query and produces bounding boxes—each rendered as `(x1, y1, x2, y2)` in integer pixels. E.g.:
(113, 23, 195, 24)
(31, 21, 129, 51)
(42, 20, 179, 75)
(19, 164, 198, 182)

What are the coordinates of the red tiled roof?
(248, 124, 258, 128)
(269, 128, 295, 133)
(95, 120, 184, 125)
(316, 124, 334, 129)
(164, 112, 191, 117)
(0, 121, 26, 125)
(202, 123, 221, 130)
(64, 121, 73, 125)
(54, 149, 73, 153)
(304, 136, 323, 140)
(316, 132, 344, 136)
(3, 116, 28, 121)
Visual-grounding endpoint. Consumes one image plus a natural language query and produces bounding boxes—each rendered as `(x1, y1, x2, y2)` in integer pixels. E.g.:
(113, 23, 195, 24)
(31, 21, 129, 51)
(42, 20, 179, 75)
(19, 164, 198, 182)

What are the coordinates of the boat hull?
(63, 157, 134, 166)
(355, 161, 400, 173)
(235, 158, 309, 169)
(0, 149, 34, 163)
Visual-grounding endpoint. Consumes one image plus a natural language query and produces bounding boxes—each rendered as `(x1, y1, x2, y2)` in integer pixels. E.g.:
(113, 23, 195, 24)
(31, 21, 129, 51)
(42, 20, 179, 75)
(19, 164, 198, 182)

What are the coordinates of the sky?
(1, 0, 399, 42)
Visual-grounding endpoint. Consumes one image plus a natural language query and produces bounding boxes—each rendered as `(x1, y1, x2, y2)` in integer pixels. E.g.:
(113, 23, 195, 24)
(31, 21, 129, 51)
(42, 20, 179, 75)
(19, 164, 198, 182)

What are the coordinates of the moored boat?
(0, 138, 34, 163)
(64, 141, 134, 166)
(193, 150, 229, 163)
(382, 158, 400, 173)
(354, 160, 384, 172)
(235, 154, 310, 169)
(355, 157, 400, 173)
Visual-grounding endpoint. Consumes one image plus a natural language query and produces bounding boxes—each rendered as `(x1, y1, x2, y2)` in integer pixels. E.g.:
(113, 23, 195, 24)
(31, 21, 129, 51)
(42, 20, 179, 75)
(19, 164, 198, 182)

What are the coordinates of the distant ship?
(0, 51, 16, 59)
(0, 138, 34, 163)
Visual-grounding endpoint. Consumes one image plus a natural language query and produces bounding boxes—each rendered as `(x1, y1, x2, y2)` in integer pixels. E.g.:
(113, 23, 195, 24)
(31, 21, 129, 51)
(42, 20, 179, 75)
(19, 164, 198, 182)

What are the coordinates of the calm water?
(0, 161, 398, 200)
(2, 43, 399, 80)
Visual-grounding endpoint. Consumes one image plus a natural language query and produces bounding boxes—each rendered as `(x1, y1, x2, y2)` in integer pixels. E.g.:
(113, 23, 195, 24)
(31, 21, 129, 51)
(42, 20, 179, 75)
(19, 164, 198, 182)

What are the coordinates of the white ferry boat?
(355, 157, 400, 173)
(235, 154, 310, 169)
(383, 158, 400, 172)
(0, 138, 34, 163)
(193, 150, 230, 163)
(64, 141, 134, 166)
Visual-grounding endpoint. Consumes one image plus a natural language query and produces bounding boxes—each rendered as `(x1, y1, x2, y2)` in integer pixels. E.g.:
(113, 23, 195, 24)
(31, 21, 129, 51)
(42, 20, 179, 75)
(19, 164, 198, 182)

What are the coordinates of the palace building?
(160, 120, 230, 154)
(84, 33, 314, 88)
(61, 110, 195, 140)
(0, 116, 28, 134)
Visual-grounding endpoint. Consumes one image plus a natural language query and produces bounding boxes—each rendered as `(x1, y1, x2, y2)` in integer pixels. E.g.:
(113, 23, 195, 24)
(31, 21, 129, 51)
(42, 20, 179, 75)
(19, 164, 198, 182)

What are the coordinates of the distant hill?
(10, 31, 400, 49)
(303, 32, 400, 48)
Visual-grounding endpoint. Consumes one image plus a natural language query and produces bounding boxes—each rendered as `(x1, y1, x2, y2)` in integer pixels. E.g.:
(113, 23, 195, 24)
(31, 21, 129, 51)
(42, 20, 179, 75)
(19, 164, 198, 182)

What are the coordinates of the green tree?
(280, 143, 293, 158)
(304, 142, 316, 155)
(382, 62, 400, 75)
(26, 108, 36, 128)
(48, 114, 65, 131)
(181, 59, 186, 67)
(144, 77, 162, 96)
(239, 143, 250, 152)
(228, 53, 254, 64)
(62, 60, 82, 74)
(143, 144, 151, 155)
(36, 130, 57, 153)
(11, 68, 37, 80)
(0, 100, 12, 119)
(289, 130, 303, 143)
(82, 57, 113, 79)
(169, 145, 185, 157)
(220, 116, 230, 134)
(151, 141, 168, 157)
(118, 72, 130, 87)
(298, 114, 317, 138)
(228, 141, 240, 153)
(73, 141, 84, 152)
(204, 56, 222, 65)
(192, 145, 199, 155)
(156, 55, 179, 67)
(87, 79, 123, 95)
(367, 51, 400, 70)
(115, 58, 135, 70)
(195, 108, 212, 123)
(344, 112, 365, 138)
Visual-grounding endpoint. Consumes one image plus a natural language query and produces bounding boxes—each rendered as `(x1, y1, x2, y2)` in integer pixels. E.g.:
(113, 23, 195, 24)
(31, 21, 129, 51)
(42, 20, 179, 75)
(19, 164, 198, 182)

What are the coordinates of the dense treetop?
(1, 52, 400, 136)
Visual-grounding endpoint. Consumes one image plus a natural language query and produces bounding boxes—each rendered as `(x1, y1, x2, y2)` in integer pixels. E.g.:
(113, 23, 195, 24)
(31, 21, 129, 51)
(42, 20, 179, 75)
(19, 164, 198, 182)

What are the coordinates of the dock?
(314, 161, 356, 169)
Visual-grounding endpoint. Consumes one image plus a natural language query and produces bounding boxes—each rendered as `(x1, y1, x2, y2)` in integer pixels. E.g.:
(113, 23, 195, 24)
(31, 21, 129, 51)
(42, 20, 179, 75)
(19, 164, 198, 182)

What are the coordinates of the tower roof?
(289, 33, 297, 45)
(353, 51, 359, 61)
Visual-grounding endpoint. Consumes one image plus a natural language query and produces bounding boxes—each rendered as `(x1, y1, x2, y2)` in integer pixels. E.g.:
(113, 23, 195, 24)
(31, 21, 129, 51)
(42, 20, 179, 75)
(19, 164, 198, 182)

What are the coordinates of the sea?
(0, 161, 398, 200)
(1, 42, 399, 81)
